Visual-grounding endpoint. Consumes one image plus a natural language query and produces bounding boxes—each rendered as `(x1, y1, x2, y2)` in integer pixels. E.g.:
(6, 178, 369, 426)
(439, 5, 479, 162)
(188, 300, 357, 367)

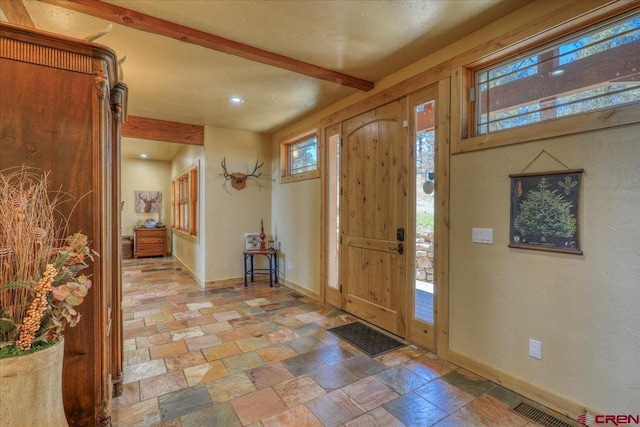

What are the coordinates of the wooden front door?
(341, 99, 408, 336)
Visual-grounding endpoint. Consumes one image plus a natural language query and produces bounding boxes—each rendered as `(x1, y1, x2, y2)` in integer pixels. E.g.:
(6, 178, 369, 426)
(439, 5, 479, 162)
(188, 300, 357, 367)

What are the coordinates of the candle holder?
(259, 219, 266, 251)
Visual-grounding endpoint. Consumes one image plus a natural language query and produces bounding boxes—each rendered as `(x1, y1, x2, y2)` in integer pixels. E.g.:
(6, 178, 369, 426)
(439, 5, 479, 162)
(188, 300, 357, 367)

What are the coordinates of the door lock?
(396, 227, 405, 242)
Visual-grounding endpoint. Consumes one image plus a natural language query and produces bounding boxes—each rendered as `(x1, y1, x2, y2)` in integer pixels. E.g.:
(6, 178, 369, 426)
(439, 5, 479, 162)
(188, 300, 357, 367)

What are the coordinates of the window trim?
(456, 2, 640, 153)
(171, 164, 198, 236)
(280, 130, 320, 183)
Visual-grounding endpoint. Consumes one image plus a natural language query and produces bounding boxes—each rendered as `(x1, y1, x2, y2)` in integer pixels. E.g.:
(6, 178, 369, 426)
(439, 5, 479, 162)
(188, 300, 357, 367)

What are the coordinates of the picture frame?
(509, 169, 583, 254)
(244, 233, 261, 251)
(135, 190, 162, 213)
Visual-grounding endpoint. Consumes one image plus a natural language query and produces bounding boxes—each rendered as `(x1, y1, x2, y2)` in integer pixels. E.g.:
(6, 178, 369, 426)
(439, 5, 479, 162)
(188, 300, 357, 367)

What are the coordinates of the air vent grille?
(511, 401, 579, 427)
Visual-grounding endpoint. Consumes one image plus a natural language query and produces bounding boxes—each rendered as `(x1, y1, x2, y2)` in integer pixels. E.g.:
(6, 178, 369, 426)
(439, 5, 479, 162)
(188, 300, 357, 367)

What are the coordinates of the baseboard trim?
(447, 349, 597, 420)
(172, 256, 204, 288)
(205, 277, 244, 288)
(281, 278, 320, 301)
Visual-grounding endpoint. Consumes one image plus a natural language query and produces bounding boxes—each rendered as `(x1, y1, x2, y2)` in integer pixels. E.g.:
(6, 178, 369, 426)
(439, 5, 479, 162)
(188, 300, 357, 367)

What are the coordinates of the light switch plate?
(472, 228, 493, 244)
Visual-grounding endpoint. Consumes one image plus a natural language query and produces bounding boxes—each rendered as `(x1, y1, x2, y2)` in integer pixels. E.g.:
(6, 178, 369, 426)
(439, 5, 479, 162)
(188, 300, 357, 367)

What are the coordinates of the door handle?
(391, 242, 404, 255)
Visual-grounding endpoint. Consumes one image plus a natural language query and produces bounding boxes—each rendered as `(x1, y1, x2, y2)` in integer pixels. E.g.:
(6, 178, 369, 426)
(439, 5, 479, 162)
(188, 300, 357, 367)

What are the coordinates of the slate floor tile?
(158, 385, 212, 422)
(114, 258, 570, 427)
(305, 389, 365, 427)
(374, 365, 429, 395)
(383, 392, 448, 427)
(441, 368, 497, 397)
(179, 402, 242, 427)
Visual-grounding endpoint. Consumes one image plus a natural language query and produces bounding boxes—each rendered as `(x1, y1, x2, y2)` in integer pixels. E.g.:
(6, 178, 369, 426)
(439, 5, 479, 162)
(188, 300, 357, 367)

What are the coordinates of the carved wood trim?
(0, 37, 92, 73)
(110, 84, 127, 124)
(93, 58, 109, 100)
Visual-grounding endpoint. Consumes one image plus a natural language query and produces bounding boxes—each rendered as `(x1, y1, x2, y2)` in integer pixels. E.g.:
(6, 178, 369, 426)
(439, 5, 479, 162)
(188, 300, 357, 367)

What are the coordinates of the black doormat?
(329, 322, 405, 357)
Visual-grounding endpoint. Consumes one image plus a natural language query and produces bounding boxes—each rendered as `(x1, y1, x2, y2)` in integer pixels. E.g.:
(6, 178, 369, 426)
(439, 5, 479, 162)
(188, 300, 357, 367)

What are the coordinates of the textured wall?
(203, 127, 272, 283)
(449, 127, 640, 412)
(269, 154, 322, 294)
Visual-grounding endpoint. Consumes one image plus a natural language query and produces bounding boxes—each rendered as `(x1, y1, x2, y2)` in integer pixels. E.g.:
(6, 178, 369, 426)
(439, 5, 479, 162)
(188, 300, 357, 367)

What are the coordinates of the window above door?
(458, 4, 640, 152)
(280, 131, 320, 183)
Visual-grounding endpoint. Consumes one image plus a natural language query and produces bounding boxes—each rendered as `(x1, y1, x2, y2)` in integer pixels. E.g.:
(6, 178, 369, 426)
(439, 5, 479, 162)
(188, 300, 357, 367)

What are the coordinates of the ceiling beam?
(0, 0, 35, 28)
(37, 0, 375, 91)
(122, 116, 204, 146)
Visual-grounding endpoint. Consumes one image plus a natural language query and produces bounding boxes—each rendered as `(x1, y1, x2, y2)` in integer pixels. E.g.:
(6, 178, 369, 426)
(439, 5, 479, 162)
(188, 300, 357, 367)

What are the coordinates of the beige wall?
(270, 155, 321, 295)
(270, 0, 640, 416)
(171, 127, 271, 285)
(450, 127, 640, 413)
(121, 158, 172, 246)
(203, 127, 272, 283)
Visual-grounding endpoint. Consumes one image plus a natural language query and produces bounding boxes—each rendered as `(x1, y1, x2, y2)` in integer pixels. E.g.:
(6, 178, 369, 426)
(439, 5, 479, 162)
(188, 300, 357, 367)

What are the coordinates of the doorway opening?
(321, 82, 449, 355)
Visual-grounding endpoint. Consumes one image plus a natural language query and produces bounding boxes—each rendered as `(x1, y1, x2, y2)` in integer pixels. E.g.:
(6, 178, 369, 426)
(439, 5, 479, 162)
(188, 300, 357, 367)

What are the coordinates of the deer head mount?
(139, 192, 161, 213)
(221, 158, 264, 192)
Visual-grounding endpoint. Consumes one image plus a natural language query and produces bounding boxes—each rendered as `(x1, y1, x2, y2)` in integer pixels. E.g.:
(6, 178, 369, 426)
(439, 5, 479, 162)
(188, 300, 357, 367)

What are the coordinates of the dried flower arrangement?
(0, 167, 94, 358)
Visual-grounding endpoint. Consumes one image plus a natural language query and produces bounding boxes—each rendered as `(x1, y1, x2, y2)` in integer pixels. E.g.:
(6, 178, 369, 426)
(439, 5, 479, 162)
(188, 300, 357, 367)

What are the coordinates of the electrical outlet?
(529, 339, 542, 359)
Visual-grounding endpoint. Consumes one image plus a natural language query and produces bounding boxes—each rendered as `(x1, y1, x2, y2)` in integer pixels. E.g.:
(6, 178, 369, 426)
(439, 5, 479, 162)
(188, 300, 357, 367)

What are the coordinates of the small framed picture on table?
(244, 233, 261, 251)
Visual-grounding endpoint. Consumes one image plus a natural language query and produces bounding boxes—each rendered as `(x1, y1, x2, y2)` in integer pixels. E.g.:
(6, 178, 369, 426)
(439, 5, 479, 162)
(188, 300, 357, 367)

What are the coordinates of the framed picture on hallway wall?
(509, 169, 583, 254)
(135, 190, 162, 213)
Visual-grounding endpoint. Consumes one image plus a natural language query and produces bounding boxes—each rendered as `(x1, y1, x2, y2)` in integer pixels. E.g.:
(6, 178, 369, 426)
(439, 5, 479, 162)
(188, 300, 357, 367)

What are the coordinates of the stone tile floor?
(112, 258, 540, 427)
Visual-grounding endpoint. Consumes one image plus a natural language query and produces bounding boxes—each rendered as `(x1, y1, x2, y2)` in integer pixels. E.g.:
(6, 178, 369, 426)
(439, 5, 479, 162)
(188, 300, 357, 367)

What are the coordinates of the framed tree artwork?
(509, 169, 583, 254)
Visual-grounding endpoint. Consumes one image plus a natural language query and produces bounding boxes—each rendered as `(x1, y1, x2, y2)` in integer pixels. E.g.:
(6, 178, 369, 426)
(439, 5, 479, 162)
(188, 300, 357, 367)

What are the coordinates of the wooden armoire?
(0, 22, 126, 426)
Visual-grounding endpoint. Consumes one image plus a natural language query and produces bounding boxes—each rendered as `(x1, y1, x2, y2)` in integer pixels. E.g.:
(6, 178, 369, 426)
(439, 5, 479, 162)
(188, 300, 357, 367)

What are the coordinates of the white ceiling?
(6, 0, 533, 159)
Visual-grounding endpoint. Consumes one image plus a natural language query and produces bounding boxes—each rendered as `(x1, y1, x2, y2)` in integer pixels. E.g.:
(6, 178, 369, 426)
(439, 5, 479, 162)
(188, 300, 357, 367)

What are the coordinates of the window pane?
(475, 12, 640, 135)
(288, 136, 318, 175)
(414, 100, 435, 324)
(171, 166, 198, 235)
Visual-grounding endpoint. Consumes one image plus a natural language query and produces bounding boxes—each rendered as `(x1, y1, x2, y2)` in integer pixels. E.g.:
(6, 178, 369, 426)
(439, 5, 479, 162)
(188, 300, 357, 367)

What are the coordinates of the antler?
(247, 160, 264, 178)
(220, 158, 264, 193)
(221, 157, 231, 179)
(140, 192, 160, 202)
(83, 23, 113, 41)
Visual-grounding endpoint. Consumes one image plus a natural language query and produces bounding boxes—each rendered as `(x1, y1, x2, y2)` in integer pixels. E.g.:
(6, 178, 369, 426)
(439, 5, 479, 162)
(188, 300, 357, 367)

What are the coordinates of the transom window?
(280, 131, 320, 183)
(289, 135, 318, 175)
(474, 11, 640, 135)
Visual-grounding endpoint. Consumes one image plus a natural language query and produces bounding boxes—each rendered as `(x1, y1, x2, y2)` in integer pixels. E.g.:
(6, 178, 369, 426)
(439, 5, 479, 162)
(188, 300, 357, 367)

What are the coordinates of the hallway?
(113, 258, 539, 426)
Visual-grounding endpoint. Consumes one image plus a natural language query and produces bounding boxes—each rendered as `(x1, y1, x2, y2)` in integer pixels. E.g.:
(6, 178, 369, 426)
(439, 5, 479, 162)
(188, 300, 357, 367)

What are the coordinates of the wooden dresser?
(133, 227, 167, 258)
(1, 22, 126, 425)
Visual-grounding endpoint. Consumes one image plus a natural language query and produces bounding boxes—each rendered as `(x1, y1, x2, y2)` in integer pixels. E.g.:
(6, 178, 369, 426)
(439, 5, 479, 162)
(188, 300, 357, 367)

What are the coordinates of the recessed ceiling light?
(228, 96, 245, 104)
(140, 153, 148, 158)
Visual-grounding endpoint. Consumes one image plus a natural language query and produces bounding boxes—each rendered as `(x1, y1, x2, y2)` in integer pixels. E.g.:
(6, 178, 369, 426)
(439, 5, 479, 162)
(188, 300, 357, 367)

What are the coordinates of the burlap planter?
(0, 338, 68, 427)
